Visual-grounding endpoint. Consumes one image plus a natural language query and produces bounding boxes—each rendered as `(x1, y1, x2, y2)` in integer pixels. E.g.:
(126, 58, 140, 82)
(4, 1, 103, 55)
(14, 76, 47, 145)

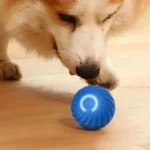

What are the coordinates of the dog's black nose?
(76, 64, 100, 80)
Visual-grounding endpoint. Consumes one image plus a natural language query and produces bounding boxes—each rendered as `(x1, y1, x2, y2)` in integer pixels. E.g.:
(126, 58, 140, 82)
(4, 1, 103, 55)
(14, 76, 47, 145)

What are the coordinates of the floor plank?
(0, 80, 150, 150)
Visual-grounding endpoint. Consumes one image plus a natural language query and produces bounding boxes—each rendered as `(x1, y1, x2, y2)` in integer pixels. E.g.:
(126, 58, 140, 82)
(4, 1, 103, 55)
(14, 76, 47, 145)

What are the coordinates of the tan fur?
(43, 0, 76, 11)
(109, 0, 123, 4)
(134, 0, 150, 20)
(0, 0, 149, 89)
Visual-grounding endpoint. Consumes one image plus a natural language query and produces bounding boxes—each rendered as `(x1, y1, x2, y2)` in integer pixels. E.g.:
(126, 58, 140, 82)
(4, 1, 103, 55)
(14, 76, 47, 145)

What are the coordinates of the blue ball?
(71, 85, 116, 130)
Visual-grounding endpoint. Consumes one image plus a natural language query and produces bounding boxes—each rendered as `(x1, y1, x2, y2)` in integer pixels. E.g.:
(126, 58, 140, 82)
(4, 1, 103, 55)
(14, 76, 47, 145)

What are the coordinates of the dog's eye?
(102, 14, 113, 23)
(58, 13, 77, 24)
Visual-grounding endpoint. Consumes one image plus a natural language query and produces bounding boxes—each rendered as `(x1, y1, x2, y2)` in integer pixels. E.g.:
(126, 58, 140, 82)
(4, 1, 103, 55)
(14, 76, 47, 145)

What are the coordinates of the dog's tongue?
(69, 70, 75, 75)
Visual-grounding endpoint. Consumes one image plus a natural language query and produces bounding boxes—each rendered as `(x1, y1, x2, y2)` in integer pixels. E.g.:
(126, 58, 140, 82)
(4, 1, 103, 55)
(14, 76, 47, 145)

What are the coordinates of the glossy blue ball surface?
(71, 85, 116, 130)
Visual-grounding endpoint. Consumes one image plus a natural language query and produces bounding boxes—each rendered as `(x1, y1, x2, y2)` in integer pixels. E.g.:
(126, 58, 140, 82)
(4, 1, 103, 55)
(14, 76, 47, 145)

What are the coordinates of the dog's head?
(45, 0, 123, 79)
(5, 0, 125, 80)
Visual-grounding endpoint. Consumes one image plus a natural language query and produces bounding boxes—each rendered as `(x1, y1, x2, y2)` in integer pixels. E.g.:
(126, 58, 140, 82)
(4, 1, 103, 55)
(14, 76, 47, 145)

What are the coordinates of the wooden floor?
(0, 15, 150, 150)
(0, 81, 150, 150)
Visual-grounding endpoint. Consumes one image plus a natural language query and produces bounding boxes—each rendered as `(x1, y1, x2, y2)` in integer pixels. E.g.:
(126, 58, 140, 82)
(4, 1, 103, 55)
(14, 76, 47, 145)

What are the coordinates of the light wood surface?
(0, 81, 150, 150)
(0, 13, 150, 150)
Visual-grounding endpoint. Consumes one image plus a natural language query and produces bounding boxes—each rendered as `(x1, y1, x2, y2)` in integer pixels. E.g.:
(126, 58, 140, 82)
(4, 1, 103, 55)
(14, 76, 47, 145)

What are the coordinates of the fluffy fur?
(0, 0, 149, 89)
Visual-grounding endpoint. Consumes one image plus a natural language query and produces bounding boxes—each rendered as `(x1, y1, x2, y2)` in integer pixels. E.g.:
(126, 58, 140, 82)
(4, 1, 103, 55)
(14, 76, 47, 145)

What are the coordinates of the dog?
(0, 0, 149, 90)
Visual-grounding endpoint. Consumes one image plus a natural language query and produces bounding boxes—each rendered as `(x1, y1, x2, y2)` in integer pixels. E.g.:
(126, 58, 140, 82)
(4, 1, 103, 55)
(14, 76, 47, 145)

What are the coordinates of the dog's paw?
(86, 68, 119, 90)
(0, 60, 22, 81)
(87, 77, 119, 90)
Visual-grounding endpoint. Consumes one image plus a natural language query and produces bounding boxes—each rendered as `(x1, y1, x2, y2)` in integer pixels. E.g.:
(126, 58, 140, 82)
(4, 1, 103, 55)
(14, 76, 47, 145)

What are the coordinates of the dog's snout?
(76, 63, 100, 80)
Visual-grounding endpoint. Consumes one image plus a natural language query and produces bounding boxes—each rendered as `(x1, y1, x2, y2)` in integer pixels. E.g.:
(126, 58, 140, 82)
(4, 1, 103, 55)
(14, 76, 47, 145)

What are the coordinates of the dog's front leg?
(87, 57, 119, 90)
(7, 23, 55, 58)
(0, 23, 22, 81)
(4, 1, 55, 59)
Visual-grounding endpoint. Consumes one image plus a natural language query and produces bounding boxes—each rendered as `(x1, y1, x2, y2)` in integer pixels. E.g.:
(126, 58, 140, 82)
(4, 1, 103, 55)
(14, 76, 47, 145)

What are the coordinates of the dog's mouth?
(69, 70, 75, 75)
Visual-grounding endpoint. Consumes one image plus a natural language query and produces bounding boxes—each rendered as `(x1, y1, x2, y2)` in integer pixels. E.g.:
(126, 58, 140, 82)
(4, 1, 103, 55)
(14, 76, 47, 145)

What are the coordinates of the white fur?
(0, 0, 148, 89)
(49, 0, 122, 73)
